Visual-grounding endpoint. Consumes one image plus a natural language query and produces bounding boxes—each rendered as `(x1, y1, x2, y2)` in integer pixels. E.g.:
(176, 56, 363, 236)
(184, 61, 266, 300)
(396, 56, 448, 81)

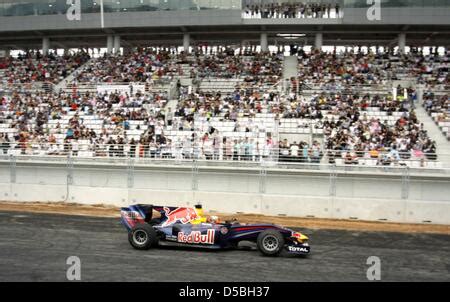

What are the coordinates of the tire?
(257, 230, 285, 256)
(128, 224, 158, 250)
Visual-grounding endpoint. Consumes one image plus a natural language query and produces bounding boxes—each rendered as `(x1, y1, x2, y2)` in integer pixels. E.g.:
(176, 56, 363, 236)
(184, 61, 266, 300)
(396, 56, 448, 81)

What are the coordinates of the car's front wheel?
(257, 230, 285, 256)
(128, 224, 158, 250)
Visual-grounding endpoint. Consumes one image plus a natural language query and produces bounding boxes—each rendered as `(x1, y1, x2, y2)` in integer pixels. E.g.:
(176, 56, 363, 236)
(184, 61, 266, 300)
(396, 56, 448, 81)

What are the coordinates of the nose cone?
(299, 233, 309, 241)
(293, 232, 309, 242)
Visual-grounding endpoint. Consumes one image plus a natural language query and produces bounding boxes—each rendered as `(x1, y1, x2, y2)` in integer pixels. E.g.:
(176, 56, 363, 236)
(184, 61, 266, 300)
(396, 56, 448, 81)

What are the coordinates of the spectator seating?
(0, 48, 448, 168)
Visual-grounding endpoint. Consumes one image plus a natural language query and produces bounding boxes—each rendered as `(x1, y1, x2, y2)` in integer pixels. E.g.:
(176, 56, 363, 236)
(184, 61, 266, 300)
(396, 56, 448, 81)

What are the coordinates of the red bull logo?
(162, 207, 199, 227)
(177, 229, 215, 245)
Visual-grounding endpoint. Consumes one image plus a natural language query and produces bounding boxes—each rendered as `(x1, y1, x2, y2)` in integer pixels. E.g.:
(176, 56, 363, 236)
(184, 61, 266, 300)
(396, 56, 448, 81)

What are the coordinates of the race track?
(0, 211, 448, 282)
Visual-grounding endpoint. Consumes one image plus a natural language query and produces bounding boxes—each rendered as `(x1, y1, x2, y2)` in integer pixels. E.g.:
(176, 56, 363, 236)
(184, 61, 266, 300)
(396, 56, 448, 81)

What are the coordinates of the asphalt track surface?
(0, 211, 448, 282)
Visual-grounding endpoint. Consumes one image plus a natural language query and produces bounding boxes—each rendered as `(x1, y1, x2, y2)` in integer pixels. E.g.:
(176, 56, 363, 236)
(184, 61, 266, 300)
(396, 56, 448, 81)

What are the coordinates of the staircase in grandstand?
(53, 57, 95, 93)
(283, 56, 299, 95)
(415, 86, 450, 166)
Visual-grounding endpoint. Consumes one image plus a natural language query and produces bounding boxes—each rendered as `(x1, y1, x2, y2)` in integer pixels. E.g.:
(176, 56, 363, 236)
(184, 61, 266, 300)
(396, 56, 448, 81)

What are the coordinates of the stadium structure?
(0, 0, 449, 226)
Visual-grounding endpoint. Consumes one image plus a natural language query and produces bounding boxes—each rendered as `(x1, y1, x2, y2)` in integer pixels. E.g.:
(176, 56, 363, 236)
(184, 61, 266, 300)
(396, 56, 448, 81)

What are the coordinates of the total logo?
(177, 229, 215, 245)
(287, 246, 309, 253)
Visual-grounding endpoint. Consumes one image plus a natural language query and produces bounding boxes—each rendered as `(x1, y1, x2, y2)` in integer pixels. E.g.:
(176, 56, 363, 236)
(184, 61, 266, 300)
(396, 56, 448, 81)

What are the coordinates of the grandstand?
(0, 0, 449, 224)
(1, 47, 448, 168)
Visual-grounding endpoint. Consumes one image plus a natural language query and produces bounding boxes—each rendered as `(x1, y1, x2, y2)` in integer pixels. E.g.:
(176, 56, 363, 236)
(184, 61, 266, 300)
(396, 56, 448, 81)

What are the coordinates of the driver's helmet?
(207, 215, 220, 224)
(191, 204, 207, 224)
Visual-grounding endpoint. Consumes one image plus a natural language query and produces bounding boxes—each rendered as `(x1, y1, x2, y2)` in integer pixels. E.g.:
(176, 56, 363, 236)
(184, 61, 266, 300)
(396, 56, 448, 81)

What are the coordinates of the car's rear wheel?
(128, 224, 158, 250)
(257, 230, 284, 256)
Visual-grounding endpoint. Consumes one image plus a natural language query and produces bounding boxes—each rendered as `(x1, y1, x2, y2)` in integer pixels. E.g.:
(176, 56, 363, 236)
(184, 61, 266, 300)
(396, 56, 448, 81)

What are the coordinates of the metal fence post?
(66, 155, 74, 186)
(127, 157, 134, 188)
(259, 165, 267, 194)
(401, 166, 410, 200)
(329, 164, 337, 197)
(63, 154, 74, 202)
(191, 160, 199, 191)
(9, 155, 16, 184)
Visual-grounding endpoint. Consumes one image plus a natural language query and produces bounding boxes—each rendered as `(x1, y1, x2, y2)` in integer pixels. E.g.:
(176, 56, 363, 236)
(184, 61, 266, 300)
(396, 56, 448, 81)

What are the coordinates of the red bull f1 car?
(120, 204, 310, 257)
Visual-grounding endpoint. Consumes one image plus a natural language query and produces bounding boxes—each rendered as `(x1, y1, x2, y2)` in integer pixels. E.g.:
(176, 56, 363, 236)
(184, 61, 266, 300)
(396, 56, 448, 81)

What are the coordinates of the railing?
(0, 154, 449, 179)
(423, 89, 450, 96)
(67, 76, 175, 87)
(0, 81, 54, 94)
(0, 142, 445, 171)
(62, 81, 173, 98)
(300, 83, 393, 95)
(66, 79, 174, 89)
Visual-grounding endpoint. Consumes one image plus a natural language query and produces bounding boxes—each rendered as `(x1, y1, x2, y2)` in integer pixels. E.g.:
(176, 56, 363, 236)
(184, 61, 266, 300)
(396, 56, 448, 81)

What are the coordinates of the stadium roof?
(0, 5, 449, 50)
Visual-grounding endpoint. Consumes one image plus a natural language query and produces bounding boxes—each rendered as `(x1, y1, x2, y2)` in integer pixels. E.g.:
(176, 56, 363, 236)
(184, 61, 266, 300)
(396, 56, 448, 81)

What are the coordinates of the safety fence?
(0, 142, 446, 171)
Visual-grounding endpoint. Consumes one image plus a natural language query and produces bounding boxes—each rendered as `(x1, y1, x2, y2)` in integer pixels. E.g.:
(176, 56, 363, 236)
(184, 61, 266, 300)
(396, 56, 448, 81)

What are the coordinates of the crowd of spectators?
(280, 88, 416, 119)
(0, 89, 170, 156)
(0, 50, 90, 85)
(0, 47, 447, 166)
(323, 106, 437, 164)
(0, 85, 288, 162)
(180, 49, 284, 95)
(173, 89, 280, 123)
(415, 51, 450, 90)
(243, 1, 341, 19)
(0, 49, 286, 161)
(0, 82, 439, 165)
(277, 89, 438, 164)
(278, 139, 323, 163)
(295, 48, 449, 91)
(1, 45, 447, 92)
(67, 47, 283, 91)
(189, 51, 283, 80)
(40, 46, 446, 97)
(424, 92, 449, 118)
(74, 48, 179, 84)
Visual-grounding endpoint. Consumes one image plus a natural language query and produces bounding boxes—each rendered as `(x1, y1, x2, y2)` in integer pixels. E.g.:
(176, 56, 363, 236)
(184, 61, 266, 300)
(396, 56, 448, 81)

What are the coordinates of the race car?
(120, 204, 310, 257)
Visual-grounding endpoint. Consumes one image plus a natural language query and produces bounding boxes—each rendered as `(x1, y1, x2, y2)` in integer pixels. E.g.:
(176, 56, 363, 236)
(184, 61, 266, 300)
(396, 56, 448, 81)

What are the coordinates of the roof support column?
(106, 35, 114, 54)
(42, 37, 50, 55)
(398, 33, 406, 54)
(183, 33, 190, 53)
(113, 35, 121, 55)
(315, 33, 323, 50)
(260, 33, 268, 53)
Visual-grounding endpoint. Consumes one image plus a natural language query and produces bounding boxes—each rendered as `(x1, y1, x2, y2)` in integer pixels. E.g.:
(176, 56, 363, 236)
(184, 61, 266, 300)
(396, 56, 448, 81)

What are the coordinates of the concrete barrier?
(0, 160, 449, 225)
